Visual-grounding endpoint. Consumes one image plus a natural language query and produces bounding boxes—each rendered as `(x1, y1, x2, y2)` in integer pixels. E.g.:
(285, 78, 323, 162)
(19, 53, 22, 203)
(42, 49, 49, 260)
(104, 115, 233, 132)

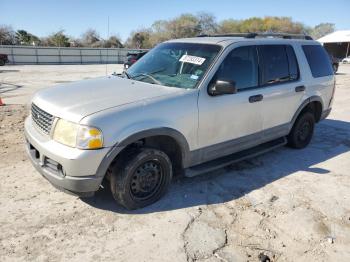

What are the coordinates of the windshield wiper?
(128, 68, 166, 85)
(130, 68, 166, 80)
(137, 73, 163, 85)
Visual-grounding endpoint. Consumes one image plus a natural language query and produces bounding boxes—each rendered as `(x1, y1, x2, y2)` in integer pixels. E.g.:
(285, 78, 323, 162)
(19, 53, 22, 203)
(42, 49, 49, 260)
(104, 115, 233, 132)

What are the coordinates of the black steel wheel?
(287, 111, 315, 149)
(130, 160, 163, 200)
(110, 148, 172, 210)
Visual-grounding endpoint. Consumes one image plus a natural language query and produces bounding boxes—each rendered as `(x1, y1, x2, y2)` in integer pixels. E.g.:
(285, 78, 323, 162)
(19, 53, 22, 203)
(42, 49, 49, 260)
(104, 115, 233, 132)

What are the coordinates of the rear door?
(257, 44, 305, 138)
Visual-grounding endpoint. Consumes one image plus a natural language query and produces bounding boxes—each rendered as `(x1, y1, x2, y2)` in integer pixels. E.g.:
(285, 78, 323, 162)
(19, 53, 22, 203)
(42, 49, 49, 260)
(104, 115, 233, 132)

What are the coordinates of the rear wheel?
(333, 63, 338, 73)
(110, 148, 172, 210)
(287, 111, 315, 149)
(0, 59, 5, 66)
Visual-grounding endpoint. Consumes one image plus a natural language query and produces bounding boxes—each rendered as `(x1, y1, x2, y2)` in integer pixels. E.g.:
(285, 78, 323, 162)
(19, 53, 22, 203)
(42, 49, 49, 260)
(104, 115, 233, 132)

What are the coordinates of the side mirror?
(208, 80, 237, 96)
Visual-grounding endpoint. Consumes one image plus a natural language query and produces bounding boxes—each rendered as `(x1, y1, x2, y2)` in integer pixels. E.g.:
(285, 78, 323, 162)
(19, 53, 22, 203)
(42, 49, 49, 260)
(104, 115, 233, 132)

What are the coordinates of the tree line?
(0, 27, 124, 48)
(0, 13, 335, 48)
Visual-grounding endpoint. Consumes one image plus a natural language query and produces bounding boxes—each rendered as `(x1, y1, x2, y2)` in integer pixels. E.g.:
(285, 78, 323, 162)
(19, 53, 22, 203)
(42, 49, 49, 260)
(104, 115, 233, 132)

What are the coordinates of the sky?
(1, 0, 349, 41)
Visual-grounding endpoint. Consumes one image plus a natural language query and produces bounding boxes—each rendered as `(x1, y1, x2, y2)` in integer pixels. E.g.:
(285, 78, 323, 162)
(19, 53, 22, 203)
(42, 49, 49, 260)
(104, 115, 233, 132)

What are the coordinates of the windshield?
(125, 42, 221, 89)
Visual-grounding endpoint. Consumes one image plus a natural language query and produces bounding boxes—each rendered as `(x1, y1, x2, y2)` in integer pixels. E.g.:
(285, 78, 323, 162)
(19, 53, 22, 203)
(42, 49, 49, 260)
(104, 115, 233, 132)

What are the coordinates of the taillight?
(130, 58, 137, 63)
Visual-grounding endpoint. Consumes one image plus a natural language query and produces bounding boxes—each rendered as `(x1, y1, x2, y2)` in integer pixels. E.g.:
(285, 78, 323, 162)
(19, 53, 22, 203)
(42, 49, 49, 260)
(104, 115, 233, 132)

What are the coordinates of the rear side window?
(258, 45, 298, 85)
(302, 45, 333, 78)
(215, 46, 259, 90)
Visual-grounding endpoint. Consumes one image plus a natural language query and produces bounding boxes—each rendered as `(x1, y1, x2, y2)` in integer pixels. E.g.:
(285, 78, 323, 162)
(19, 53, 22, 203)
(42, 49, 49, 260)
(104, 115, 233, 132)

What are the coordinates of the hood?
(32, 76, 182, 123)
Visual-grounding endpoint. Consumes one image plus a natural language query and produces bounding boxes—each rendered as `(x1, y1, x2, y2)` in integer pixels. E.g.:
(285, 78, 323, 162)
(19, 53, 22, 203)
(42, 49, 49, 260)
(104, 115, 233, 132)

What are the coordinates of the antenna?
(105, 16, 110, 76)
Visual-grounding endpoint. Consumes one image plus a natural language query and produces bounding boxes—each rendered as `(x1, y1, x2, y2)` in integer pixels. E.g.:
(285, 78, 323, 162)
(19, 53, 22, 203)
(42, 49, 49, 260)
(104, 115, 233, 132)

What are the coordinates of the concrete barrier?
(0, 45, 148, 65)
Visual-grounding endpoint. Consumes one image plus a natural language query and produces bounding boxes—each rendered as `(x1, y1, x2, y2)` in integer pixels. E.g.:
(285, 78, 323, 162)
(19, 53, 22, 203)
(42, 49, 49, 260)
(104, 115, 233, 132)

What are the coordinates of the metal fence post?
(99, 49, 102, 64)
(58, 47, 61, 64)
(11, 46, 15, 65)
(35, 48, 39, 64)
(80, 49, 83, 64)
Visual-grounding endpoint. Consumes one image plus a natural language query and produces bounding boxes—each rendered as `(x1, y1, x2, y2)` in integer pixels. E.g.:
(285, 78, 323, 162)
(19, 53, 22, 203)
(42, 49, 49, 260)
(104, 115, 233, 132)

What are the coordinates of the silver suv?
(25, 33, 335, 209)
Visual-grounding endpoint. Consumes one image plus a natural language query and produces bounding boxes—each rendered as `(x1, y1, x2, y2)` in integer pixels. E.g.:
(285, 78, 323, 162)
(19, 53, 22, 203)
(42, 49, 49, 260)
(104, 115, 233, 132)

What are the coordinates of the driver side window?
(215, 46, 259, 90)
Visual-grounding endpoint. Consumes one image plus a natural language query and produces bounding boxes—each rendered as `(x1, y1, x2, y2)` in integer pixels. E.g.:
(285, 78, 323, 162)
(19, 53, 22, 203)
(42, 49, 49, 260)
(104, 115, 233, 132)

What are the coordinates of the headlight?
(53, 119, 79, 147)
(53, 119, 103, 149)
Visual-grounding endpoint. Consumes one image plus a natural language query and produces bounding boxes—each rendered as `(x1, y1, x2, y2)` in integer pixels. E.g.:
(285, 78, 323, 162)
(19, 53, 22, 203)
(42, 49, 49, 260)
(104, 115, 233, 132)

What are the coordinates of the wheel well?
(300, 101, 322, 122)
(111, 135, 184, 176)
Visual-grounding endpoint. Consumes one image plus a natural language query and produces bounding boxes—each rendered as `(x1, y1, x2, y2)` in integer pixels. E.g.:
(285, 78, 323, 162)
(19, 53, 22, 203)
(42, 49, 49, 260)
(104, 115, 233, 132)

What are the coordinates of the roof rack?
(197, 32, 313, 40)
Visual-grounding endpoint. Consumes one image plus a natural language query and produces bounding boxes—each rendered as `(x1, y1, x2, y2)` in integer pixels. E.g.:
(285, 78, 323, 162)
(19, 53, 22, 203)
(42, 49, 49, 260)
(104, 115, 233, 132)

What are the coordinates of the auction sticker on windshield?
(179, 55, 206, 65)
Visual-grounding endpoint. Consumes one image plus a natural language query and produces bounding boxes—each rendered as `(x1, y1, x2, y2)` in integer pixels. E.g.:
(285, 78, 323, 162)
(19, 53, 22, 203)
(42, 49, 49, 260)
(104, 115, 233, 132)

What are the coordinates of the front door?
(197, 45, 263, 163)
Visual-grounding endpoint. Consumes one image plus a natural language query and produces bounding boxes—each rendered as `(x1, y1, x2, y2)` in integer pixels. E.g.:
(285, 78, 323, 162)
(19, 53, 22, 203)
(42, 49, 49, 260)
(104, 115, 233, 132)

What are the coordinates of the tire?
(333, 63, 338, 74)
(0, 59, 5, 66)
(110, 148, 173, 210)
(287, 111, 315, 149)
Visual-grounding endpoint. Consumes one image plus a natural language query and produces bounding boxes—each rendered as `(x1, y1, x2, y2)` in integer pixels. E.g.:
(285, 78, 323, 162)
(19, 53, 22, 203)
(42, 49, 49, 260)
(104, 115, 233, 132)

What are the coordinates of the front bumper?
(24, 117, 110, 196)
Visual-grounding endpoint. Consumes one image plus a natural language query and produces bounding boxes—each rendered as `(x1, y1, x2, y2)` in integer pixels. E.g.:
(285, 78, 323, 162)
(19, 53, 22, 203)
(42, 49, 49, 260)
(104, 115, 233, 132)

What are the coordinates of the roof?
(167, 36, 317, 47)
(168, 37, 241, 46)
(318, 30, 350, 43)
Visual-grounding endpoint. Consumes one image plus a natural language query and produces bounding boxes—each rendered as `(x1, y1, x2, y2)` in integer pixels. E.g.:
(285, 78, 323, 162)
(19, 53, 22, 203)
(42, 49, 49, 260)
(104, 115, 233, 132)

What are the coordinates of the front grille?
(31, 103, 54, 135)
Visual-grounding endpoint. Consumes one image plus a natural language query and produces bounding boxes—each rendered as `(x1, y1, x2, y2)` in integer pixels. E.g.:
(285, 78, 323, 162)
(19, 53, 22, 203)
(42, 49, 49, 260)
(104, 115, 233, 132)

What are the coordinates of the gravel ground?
(0, 65, 350, 262)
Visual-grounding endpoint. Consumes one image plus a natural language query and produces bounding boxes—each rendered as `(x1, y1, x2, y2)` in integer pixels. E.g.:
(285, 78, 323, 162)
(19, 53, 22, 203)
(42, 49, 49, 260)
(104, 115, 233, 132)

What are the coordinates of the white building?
(318, 30, 350, 59)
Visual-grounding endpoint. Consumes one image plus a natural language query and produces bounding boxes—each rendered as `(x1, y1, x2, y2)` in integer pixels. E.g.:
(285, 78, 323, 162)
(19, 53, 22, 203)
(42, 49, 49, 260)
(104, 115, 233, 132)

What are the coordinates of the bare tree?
(105, 35, 123, 48)
(197, 12, 217, 35)
(0, 25, 16, 45)
(81, 29, 100, 47)
(311, 23, 335, 39)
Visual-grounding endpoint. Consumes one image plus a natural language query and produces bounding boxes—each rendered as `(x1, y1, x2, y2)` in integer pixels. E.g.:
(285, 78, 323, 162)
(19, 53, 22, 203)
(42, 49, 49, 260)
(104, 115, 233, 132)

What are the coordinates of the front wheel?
(287, 111, 315, 149)
(110, 148, 173, 210)
(0, 59, 5, 66)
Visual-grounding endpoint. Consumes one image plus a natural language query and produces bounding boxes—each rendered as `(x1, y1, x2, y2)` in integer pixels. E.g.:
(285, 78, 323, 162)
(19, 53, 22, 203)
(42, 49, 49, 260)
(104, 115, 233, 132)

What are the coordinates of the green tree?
(16, 30, 31, 44)
(15, 30, 40, 45)
(262, 17, 305, 33)
(125, 15, 317, 48)
(150, 20, 171, 44)
(218, 19, 241, 33)
(134, 31, 151, 48)
(47, 30, 70, 47)
(167, 14, 201, 39)
(218, 16, 307, 34)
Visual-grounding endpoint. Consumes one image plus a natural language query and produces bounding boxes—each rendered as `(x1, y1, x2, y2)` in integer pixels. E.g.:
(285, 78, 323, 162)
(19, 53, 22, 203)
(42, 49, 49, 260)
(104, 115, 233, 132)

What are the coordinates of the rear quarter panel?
(294, 41, 335, 112)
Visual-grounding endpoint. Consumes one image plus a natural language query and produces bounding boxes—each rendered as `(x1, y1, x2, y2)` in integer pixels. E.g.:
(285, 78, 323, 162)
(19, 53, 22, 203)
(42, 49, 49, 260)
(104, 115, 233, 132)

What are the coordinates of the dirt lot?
(0, 64, 124, 104)
(1, 65, 350, 262)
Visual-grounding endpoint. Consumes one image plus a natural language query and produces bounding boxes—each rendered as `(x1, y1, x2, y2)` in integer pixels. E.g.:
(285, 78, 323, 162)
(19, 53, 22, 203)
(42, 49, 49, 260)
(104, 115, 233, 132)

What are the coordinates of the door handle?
(295, 85, 306, 92)
(249, 94, 263, 103)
